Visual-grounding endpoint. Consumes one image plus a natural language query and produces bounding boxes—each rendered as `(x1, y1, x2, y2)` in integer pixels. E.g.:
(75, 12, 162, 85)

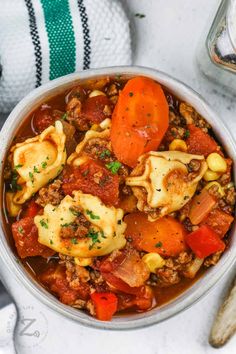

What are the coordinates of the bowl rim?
(0, 65, 235, 330)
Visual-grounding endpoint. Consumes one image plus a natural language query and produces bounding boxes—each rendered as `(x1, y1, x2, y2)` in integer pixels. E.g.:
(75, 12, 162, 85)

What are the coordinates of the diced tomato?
(201, 208, 234, 238)
(90, 292, 118, 321)
(185, 225, 225, 258)
(125, 213, 187, 257)
(12, 217, 55, 258)
(81, 95, 112, 124)
(186, 124, 218, 157)
(32, 106, 55, 133)
(23, 200, 41, 218)
(62, 160, 119, 205)
(111, 77, 169, 167)
(117, 286, 154, 312)
(40, 265, 90, 305)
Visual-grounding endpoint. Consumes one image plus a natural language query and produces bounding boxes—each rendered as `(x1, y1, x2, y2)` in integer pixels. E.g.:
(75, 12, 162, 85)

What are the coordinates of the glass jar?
(197, 0, 236, 95)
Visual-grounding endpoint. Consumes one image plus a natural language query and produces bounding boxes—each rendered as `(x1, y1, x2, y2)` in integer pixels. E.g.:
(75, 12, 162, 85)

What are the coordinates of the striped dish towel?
(0, 0, 131, 113)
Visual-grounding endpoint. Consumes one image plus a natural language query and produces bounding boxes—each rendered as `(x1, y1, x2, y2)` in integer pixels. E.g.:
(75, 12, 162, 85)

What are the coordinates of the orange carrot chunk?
(111, 77, 169, 167)
(125, 212, 187, 257)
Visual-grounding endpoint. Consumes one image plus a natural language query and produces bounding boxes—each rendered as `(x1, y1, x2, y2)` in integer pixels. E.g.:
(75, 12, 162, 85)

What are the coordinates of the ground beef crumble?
(60, 211, 91, 239)
(150, 251, 193, 287)
(179, 102, 211, 130)
(204, 251, 223, 267)
(36, 179, 64, 207)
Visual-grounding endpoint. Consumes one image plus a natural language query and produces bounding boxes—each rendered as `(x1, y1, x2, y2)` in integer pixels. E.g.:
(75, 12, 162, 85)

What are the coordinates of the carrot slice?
(124, 212, 187, 257)
(111, 77, 169, 167)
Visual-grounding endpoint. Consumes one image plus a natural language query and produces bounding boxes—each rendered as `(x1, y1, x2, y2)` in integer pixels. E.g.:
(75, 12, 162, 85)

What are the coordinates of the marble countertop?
(1, 0, 236, 353)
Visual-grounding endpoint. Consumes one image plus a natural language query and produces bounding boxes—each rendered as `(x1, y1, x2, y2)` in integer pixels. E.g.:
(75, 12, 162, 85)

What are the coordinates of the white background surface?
(1, 0, 236, 353)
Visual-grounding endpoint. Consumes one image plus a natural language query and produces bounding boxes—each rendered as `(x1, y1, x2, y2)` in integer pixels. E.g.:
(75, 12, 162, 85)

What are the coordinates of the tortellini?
(126, 151, 208, 221)
(9, 121, 66, 209)
(34, 190, 127, 258)
(67, 118, 111, 167)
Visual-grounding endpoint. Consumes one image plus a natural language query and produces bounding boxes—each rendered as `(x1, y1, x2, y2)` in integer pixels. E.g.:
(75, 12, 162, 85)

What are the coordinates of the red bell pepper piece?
(185, 225, 225, 258)
(90, 292, 118, 321)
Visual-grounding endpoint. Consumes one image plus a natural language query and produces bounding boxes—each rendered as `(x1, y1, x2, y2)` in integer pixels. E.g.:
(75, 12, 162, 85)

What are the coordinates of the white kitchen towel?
(0, 0, 131, 113)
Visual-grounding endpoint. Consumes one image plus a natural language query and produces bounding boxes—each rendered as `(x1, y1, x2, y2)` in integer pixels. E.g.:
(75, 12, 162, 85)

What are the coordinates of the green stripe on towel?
(40, 0, 76, 80)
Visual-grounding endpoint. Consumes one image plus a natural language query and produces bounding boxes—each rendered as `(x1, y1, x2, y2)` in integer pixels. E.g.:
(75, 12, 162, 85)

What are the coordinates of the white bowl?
(0, 66, 235, 330)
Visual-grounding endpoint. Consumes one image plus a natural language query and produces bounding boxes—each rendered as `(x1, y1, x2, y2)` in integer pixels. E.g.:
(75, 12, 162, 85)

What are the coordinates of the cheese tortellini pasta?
(67, 118, 111, 167)
(34, 190, 127, 258)
(126, 151, 208, 221)
(8, 121, 66, 213)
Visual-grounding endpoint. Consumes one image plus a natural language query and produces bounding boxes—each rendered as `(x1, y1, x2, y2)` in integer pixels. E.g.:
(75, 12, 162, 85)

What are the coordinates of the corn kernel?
(204, 181, 225, 197)
(89, 90, 106, 98)
(203, 169, 220, 181)
(91, 124, 99, 131)
(99, 118, 111, 129)
(206, 153, 227, 173)
(74, 257, 92, 266)
(169, 139, 187, 152)
(142, 253, 165, 273)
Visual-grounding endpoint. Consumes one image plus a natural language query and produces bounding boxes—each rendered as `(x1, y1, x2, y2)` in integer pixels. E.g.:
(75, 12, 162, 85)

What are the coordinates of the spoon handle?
(209, 277, 236, 347)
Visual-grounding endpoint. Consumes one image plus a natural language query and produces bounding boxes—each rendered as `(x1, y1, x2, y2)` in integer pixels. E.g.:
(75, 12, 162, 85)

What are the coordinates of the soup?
(2, 75, 235, 321)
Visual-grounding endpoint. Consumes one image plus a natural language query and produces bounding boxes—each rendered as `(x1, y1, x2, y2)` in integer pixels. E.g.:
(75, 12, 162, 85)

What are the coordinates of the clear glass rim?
(227, 0, 236, 51)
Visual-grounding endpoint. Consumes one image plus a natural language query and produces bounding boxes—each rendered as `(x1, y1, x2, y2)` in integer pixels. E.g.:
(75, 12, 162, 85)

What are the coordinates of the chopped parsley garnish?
(86, 210, 100, 220)
(41, 161, 47, 169)
(14, 164, 23, 170)
(155, 241, 163, 248)
(17, 226, 24, 234)
(61, 113, 67, 120)
(40, 219, 48, 229)
(135, 13, 146, 19)
(50, 239, 53, 245)
(100, 149, 111, 160)
(184, 130, 190, 138)
(29, 171, 34, 183)
(87, 229, 101, 250)
(10, 170, 22, 192)
(129, 91, 134, 97)
(69, 207, 81, 217)
(33, 166, 40, 173)
(61, 222, 74, 227)
(105, 161, 122, 174)
(71, 238, 78, 244)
